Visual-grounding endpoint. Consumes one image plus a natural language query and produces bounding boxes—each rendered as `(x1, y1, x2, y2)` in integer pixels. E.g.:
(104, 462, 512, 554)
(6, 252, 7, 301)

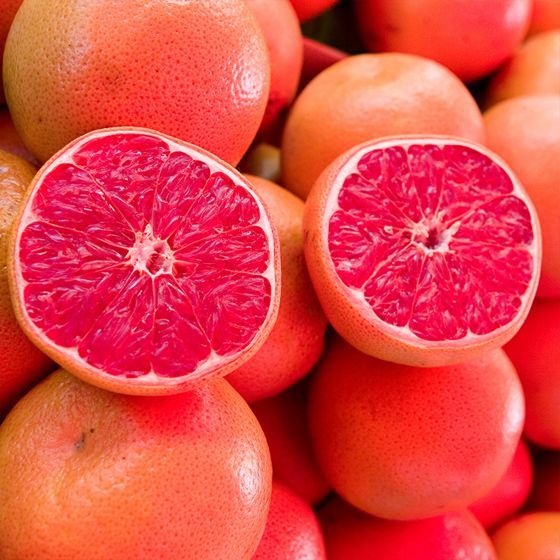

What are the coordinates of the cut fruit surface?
(304, 136, 541, 366)
(9, 128, 280, 394)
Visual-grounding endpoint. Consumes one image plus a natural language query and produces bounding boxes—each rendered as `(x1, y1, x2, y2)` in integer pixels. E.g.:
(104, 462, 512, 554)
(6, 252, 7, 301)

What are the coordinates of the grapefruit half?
(9, 128, 280, 394)
(304, 136, 541, 366)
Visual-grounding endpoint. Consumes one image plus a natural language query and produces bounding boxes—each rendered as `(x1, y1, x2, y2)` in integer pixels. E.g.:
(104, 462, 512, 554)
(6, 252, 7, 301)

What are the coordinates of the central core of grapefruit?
(9, 128, 280, 393)
(326, 139, 540, 344)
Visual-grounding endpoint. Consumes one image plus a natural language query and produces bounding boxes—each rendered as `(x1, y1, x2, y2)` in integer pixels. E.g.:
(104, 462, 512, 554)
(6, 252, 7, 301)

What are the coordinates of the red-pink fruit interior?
(19, 133, 273, 379)
(329, 143, 536, 341)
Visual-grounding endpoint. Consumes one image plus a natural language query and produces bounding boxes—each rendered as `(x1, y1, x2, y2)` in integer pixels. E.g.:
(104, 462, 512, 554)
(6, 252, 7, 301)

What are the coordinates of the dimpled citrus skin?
(3, 0, 269, 165)
(0, 109, 36, 164)
(492, 513, 560, 560)
(320, 499, 496, 560)
(309, 337, 525, 520)
(251, 381, 330, 504)
(529, 0, 560, 34)
(468, 440, 533, 529)
(0, 150, 53, 415)
(0, 0, 22, 103)
(228, 176, 327, 402)
(245, 0, 303, 136)
(281, 54, 485, 200)
(484, 96, 560, 298)
(356, 0, 532, 82)
(486, 31, 560, 106)
(289, 0, 339, 22)
(252, 481, 326, 560)
(0, 370, 272, 560)
(505, 300, 560, 449)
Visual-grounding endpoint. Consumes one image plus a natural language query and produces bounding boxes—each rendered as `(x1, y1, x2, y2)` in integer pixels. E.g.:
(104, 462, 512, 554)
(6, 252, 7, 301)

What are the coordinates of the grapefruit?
(228, 175, 327, 402)
(484, 95, 560, 298)
(355, 0, 532, 82)
(0, 369, 272, 560)
(281, 53, 485, 200)
(245, 0, 303, 137)
(0, 150, 53, 415)
(289, 0, 339, 22)
(251, 380, 331, 504)
(252, 480, 326, 560)
(505, 300, 560, 449)
(304, 136, 541, 366)
(308, 337, 525, 520)
(486, 31, 560, 106)
(0, 109, 35, 164)
(300, 38, 347, 90)
(527, 451, 560, 511)
(529, 0, 560, 34)
(8, 128, 280, 395)
(491, 513, 560, 560)
(0, 0, 22, 104)
(320, 499, 496, 560)
(468, 439, 533, 529)
(3, 0, 270, 165)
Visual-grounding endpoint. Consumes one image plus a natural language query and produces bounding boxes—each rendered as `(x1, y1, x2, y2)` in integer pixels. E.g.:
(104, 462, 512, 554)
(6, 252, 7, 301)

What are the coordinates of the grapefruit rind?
(9, 127, 280, 394)
(305, 136, 541, 365)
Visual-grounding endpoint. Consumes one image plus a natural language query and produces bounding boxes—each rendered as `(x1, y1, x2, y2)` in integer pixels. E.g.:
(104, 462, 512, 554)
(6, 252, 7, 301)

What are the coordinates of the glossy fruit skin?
(227, 175, 327, 402)
(468, 440, 533, 529)
(356, 0, 532, 82)
(289, 0, 339, 22)
(505, 300, 560, 449)
(252, 481, 326, 560)
(0, 0, 22, 103)
(300, 38, 347, 90)
(308, 337, 525, 520)
(484, 95, 560, 298)
(0, 370, 272, 560)
(282, 53, 485, 200)
(246, 0, 303, 137)
(529, 0, 560, 35)
(491, 512, 560, 560)
(320, 499, 496, 560)
(303, 136, 540, 367)
(0, 150, 53, 416)
(486, 31, 560, 106)
(527, 451, 560, 511)
(251, 381, 330, 504)
(3, 0, 270, 165)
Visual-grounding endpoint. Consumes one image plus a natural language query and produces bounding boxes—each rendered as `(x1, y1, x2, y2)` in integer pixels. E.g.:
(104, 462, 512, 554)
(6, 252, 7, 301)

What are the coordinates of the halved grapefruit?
(304, 136, 541, 366)
(9, 128, 280, 394)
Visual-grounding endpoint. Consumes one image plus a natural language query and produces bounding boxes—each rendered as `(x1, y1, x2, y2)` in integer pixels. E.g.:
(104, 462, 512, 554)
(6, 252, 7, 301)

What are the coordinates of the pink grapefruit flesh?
(9, 128, 280, 394)
(304, 136, 541, 366)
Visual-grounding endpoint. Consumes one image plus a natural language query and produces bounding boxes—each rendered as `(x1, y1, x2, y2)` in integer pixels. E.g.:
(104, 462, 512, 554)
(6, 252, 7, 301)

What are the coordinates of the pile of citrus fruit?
(0, 0, 558, 558)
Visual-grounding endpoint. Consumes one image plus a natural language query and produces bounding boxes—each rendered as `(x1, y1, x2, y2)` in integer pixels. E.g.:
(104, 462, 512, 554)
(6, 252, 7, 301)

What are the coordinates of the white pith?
(14, 129, 279, 387)
(323, 136, 542, 348)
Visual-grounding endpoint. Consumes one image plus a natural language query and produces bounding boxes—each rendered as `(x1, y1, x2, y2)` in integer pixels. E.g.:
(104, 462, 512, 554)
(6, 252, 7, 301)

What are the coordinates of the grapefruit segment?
(305, 136, 540, 366)
(10, 128, 280, 394)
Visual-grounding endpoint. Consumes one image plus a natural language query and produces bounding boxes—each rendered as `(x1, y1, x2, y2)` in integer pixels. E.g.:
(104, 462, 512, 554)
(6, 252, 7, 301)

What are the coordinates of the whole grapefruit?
(0, 0, 22, 104)
(505, 300, 560, 449)
(468, 439, 533, 529)
(252, 480, 326, 559)
(281, 53, 485, 200)
(245, 0, 303, 137)
(227, 175, 327, 402)
(0, 370, 272, 559)
(486, 31, 560, 106)
(3, 0, 270, 164)
(529, 0, 560, 34)
(355, 0, 532, 82)
(320, 498, 496, 560)
(484, 95, 560, 298)
(0, 149, 52, 415)
(308, 337, 525, 520)
(492, 513, 560, 560)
